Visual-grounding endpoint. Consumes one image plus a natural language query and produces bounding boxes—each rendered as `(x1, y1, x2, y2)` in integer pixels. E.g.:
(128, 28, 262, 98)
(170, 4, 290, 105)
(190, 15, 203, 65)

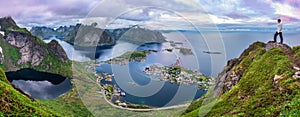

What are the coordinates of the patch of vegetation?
(38, 99, 92, 117)
(280, 95, 300, 116)
(182, 99, 204, 115)
(46, 84, 93, 117)
(179, 48, 193, 55)
(103, 85, 114, 99)
(126, 104, 150, 109)
(33, 54, 72, 77)
(108, 50, 153, 64)
(0, 38, 21, 70)
(167, 66, 182, 78)
(292, 46, 300, 59)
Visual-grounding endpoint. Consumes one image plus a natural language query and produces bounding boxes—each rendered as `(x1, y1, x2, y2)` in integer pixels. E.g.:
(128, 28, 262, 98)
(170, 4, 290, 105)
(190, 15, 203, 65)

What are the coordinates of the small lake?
(6, 68, 72, 99)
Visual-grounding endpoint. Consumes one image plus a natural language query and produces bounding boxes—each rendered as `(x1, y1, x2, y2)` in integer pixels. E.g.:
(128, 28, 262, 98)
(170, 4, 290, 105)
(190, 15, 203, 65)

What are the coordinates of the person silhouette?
(274, 19, 283, 44)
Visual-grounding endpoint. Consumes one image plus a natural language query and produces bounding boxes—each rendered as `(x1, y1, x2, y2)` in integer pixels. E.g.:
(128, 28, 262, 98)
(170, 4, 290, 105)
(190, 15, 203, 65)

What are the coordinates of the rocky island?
(106, 50, 157, 65)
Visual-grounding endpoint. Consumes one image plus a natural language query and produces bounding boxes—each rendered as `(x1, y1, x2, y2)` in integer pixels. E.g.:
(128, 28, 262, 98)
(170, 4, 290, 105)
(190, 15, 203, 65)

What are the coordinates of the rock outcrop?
(292, 66, 300, 79)
(5, 32, 45, 66)
(0, 16, 18, 29)
(4, 31, 70, 67)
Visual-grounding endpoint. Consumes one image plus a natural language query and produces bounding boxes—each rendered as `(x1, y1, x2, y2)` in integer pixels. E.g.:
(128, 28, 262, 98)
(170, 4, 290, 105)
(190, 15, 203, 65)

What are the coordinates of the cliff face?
(6, 32, 45, 66)
(0, 17, 71, 77)
(183, 41, 300, 116)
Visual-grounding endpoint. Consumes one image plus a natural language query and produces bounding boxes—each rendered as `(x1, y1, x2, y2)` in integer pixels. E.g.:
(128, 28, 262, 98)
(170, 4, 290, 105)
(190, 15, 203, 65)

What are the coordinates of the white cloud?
(1, 0, 300, 30)
(272, 2, 299, 19)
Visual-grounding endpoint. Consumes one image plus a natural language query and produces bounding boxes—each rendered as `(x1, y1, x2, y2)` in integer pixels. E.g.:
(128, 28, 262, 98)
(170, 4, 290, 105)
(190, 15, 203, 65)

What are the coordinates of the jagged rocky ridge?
(30, 25, 166, 47)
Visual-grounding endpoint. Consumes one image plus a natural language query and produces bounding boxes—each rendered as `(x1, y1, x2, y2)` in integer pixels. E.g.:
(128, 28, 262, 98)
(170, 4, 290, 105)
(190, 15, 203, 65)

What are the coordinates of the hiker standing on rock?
(274, 19, 283, 44)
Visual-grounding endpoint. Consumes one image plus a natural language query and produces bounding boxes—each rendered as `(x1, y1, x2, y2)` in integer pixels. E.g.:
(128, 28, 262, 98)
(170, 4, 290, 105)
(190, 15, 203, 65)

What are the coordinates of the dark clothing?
(274, 32, 283, 44)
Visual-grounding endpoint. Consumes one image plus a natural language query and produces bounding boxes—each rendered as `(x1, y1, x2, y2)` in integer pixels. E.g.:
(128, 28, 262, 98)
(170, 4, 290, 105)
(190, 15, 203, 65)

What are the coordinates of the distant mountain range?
(30, 24, 166, 48)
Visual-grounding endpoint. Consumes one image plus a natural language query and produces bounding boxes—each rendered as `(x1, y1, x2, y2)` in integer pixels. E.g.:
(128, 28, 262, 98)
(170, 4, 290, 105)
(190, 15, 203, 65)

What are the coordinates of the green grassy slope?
(38, 86, 93, 117)
(0, 67, 92, 116)
(183, 43, 300, 116)
(0, 68, 61, 116)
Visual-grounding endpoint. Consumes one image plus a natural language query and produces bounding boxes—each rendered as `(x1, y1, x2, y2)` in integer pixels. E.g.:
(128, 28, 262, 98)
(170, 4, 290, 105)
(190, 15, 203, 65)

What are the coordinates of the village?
(96, 71, 151, 109)
(144, 58, 212, 90)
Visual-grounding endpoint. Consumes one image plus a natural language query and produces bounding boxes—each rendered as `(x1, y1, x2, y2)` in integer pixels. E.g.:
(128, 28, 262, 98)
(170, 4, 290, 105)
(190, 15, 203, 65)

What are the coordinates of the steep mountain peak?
(47, 39, 69, 62)
(0, 16, 18, 29)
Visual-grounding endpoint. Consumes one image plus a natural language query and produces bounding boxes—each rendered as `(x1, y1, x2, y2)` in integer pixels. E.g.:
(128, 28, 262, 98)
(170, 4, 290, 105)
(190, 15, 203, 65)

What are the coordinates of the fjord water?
(96, 31, 300, 107)
(44, 31, 300, 107)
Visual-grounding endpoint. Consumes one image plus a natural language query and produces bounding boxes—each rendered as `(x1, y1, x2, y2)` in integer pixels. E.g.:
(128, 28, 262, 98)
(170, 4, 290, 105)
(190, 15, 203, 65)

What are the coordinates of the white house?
(0, 46, 4, 62)
(0, 31, 4, 36)
(0, 26, 4, 36)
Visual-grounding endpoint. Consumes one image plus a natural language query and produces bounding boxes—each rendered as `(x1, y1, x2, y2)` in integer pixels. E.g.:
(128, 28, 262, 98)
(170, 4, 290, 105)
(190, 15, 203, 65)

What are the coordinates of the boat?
(202, 51, 222, 54)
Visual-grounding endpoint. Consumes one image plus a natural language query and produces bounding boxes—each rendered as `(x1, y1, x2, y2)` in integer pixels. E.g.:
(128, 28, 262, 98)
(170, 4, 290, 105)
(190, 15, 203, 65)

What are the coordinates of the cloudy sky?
(0, 0, 299, 30)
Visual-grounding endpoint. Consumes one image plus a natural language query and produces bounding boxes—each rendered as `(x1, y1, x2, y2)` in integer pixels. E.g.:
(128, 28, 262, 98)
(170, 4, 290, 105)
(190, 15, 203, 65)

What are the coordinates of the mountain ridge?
(182, 41, 300, 116)
(0, 17, 72, 77)
(30, 24, 166, 47)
